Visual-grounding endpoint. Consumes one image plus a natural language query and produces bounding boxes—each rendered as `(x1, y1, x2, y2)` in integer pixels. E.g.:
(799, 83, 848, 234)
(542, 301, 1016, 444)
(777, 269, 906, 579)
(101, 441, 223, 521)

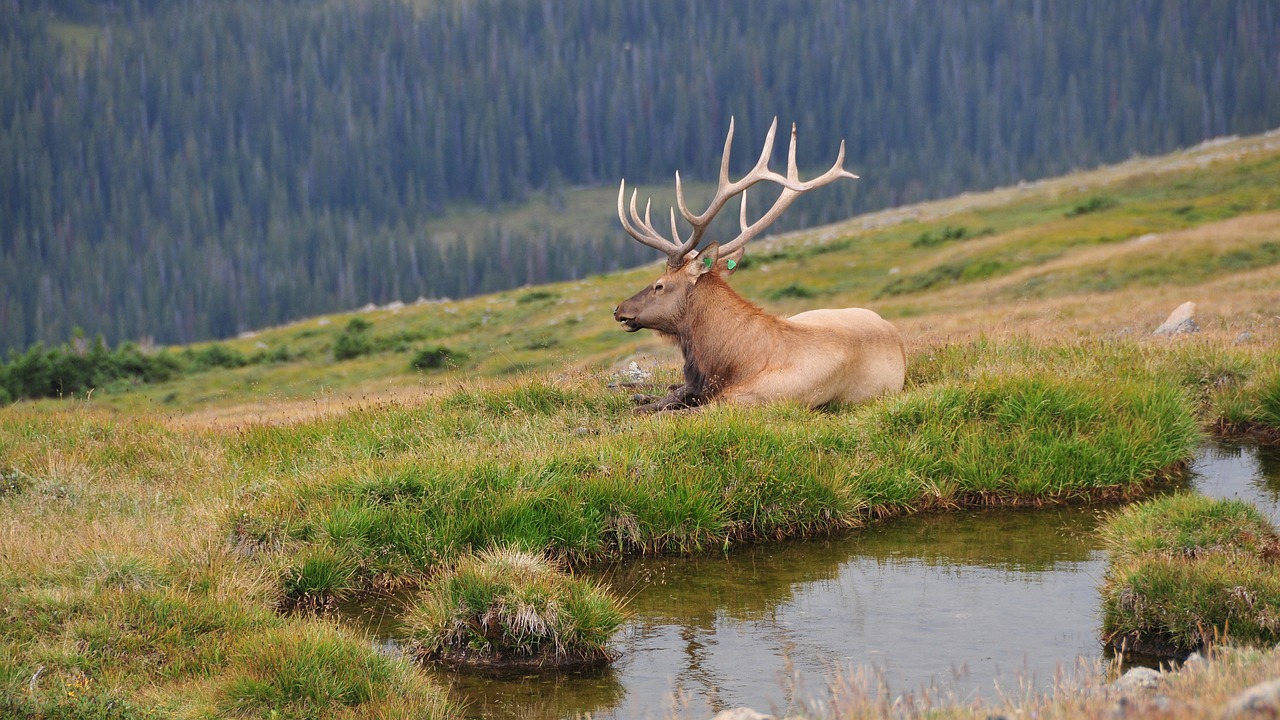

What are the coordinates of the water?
(1187, 442, 1280, 523)
(350, 442, 1280, 719)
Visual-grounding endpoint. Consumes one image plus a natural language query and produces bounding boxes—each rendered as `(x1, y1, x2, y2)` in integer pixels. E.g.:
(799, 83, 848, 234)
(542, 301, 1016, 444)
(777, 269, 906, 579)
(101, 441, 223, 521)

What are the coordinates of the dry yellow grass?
(892, 213, 1280, 342)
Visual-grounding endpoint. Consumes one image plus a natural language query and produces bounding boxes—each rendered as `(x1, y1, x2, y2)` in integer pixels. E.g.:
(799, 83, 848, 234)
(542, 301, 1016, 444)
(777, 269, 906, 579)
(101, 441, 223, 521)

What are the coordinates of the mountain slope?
(46, 127, 1277, 424)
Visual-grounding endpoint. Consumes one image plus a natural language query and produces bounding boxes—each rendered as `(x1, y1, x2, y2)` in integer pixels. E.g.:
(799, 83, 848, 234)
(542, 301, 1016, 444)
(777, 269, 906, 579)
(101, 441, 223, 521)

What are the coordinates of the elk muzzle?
(613, 303, 642, 332)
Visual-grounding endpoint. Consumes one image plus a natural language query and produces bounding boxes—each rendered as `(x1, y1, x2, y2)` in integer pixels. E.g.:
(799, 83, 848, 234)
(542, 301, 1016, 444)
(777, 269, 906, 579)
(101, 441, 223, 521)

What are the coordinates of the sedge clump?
(405, 548, 625, 671)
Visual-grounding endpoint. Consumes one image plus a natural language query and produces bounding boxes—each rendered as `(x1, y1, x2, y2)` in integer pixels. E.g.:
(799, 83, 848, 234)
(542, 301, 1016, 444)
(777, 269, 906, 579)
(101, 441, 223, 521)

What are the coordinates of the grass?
(784, 644, 1280, 719)
(0, 129, 1279, 717)
(8, 129, 1271, 418)
(1100, 494, 1280, 654)
(229, 365, 1199, 606)
(405, 548, 626, 669)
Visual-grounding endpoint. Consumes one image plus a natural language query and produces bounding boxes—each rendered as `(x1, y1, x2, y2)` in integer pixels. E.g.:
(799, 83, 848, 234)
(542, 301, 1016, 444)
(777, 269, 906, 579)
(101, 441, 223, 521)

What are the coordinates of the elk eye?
(653, 282, 665, 292)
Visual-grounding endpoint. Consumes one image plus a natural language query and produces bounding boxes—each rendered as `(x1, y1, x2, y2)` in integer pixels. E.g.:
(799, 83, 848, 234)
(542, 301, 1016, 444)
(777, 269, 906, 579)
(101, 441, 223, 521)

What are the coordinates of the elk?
(613, 118, 905, 413)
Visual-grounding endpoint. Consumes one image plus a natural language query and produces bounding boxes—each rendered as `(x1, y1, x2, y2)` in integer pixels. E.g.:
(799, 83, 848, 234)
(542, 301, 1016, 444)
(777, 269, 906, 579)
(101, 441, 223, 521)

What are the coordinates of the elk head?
(613, 118, 858, 334)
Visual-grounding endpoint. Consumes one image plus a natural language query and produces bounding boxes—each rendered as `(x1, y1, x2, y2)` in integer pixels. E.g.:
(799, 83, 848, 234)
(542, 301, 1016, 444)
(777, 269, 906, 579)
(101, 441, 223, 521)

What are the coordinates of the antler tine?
(718, 123, 859, 257)
(672, 117, 815, 262)
(618, 180, 684, 260)
(619, 119, 857, 266)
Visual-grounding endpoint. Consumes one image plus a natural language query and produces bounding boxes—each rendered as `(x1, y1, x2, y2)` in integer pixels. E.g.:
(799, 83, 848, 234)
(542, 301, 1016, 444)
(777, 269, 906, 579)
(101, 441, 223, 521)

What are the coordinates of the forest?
(2, 0, 1279, 352)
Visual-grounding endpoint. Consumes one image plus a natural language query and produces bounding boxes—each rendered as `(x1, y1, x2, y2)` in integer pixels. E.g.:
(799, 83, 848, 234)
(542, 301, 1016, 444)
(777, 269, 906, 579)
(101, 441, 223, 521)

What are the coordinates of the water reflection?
(351, 442, 1279, 719)
(1189, 441, 1280, 522)
(591, 507, 1110, 718)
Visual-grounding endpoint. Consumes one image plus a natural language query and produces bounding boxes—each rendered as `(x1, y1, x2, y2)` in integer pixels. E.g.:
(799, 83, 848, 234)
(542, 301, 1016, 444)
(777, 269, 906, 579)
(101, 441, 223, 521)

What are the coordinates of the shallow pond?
(347, 442, 1280, 719)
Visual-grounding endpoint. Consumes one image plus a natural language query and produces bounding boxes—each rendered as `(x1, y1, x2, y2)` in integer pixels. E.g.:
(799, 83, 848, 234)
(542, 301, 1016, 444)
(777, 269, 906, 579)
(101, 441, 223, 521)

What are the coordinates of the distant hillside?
(6, 128, 1269, 419)
(3, 0, 1279, 353)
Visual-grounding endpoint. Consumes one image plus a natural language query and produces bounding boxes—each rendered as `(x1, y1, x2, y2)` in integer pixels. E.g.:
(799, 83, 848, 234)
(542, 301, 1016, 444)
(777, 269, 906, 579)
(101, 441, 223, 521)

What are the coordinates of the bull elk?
(613, 118, 905, 413)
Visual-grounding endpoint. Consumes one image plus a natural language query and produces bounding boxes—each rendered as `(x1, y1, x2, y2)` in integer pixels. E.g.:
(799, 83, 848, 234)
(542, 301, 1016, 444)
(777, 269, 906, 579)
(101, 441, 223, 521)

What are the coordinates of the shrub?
(912, 225, 969, 248)
(410, 346, 462, 371)
(333, 319, 374, 361)
(768, 282, 818, 300)
(878, 258, 1008, 297)
(186, 344, 249, 371)
(517, 289, 559, 304)
(1065, 195, 1119, 217)
(0, 335, 182, 401)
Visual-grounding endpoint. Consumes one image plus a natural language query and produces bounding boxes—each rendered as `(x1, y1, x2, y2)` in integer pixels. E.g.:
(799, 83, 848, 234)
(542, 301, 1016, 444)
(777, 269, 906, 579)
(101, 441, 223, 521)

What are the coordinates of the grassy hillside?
(32, 129, 1274, 424)
(2, 130, 1280, 718)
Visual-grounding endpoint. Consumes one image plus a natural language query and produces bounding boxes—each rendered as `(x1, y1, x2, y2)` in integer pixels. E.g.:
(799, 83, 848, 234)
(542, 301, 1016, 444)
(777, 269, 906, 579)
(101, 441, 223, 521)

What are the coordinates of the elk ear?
(688, 242, 720, 278)
(716, 247, 745, 276)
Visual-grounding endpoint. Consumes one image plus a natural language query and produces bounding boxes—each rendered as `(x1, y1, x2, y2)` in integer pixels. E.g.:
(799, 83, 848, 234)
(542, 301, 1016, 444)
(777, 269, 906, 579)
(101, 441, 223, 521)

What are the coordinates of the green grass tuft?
(405, 548, 625, 669)
(1100, 494, 1280, 653)
(219, 622, 448, 719)
(281, 549, 358, 609)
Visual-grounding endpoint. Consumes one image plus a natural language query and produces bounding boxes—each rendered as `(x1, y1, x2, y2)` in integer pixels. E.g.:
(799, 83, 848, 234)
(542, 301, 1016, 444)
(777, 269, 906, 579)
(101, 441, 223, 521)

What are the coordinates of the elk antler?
(617, 118, 858, 268)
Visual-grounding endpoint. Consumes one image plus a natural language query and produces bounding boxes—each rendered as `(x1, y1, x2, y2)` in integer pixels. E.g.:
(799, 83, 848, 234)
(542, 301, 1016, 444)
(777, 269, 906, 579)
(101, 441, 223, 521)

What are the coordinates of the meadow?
(2, 130, 1279, 718)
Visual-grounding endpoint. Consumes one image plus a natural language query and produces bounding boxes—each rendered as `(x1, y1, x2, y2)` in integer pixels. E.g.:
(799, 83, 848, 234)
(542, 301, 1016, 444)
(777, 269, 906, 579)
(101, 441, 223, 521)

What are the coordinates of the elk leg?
(633, 384, 702, 414)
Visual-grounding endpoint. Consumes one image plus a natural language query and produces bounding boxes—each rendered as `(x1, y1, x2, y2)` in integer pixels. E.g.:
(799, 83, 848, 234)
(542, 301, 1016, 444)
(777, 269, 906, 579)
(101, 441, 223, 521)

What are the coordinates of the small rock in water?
(1152, 301, 1199, 336)
(1224, 678, 1280, 718)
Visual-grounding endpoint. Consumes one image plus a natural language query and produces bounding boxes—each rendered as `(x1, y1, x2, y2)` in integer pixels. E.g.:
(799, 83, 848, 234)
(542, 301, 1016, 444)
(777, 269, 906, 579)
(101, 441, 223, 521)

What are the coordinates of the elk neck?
(676, 273, 782, 393)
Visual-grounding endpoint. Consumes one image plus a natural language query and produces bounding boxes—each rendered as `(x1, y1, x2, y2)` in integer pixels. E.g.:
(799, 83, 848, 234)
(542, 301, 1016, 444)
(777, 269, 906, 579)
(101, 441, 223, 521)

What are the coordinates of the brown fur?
(615, 243, 905, 412)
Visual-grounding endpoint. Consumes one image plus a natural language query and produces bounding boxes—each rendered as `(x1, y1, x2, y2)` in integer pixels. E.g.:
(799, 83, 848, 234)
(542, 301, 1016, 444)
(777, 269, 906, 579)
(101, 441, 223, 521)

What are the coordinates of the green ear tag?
(703, 257, 713, 269)
(726, 259, 737, 270)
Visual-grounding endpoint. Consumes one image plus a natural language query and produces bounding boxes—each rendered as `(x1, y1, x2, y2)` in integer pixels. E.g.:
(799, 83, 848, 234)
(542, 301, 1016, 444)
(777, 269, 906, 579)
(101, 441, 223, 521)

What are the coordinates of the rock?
(1112, 666, 1163, 692)
(712, 709, 774, 720)
(624, 361, 652, 382)
(1152, 301, 1199, 336)
(1236, 331, 1254, 345)
(1224, 678, 1280, 718)
(1181, 651, 1207, 671)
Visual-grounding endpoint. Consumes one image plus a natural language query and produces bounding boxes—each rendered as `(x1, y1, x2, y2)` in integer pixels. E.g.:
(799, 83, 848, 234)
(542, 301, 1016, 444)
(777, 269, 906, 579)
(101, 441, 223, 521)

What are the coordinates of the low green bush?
(768, 282, 819, 300)
(185, 344, 249, 371)
(333, 318, 374, 361)
(0, 334, 182, 402)
(410, 346, 462, 371)
(1065, 195, 1119, 217)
